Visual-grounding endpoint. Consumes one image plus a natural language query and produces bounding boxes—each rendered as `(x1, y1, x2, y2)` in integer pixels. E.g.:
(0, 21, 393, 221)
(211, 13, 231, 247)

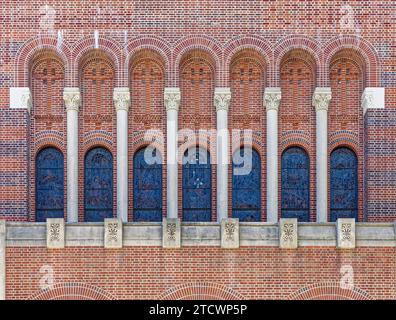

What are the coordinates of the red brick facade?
(0, 1, 395, 300)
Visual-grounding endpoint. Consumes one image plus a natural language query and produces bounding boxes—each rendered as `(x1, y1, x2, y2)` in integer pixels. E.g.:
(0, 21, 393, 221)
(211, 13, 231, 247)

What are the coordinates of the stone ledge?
(4, 222, 396, 248)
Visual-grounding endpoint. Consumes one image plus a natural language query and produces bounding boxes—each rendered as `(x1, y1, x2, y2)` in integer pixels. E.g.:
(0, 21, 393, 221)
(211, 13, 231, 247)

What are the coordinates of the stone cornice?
(63, 88, 81, 112)
(113, 87, 131, 112)
(312, 87, 332, 112)
(164, 87, 181, 112)
(214, 88, 231, 112)
(264, 87, 281, 112)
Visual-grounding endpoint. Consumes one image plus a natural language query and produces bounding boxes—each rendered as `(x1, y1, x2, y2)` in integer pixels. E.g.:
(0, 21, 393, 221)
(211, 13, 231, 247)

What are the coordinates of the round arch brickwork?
(29, 283, 116, 300)
(14, 36, 72, 87)
(123, 36, 172, 87)
(274, 35, 323, 87)
(323, 35, 380, 87)
(288, 282, 372, 300)
(223, 36, 273, 87)
(172, 35, 222, 87)
(157, 282, 245, 300)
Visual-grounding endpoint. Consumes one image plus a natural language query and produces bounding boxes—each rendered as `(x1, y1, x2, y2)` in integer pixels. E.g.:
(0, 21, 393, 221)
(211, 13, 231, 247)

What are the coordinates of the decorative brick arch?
(158, 282, 245, 300)
(29, 283, 115, 300)
(172, 35, 222, 87)
(123, 36, 172, 87)
(223, 36, 273, 87)
(288, 282, 372, 300)
(71, 36, 122, 87)
(14, 36, 72, 87)
(323, 35, 380, 87)
(274, 35, 323, 86)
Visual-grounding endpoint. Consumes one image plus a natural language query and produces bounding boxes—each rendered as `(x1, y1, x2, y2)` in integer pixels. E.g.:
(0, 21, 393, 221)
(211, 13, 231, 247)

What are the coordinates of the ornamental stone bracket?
(264, 87, 281, 112)
(336, 218, 356, 249)
(221, 218, 239, 249)
(9, 87, 32, 113)
(279, 218, 298, 249)
(312, 87, 332, 112)
(113, 87, 131, 112)
(0, 220, 5, 300)
(104, 219, 123, 249)
(214, 88, 232, 112)
(164, 87, 181, 112)
(162, 218, 181, 249)
(46, 218, 65, 249)
(63, 88, 81, 112)
(361, 87, 385, 116)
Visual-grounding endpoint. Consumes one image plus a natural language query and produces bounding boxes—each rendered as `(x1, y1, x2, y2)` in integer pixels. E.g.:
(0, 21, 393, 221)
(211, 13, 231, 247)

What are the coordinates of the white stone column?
(164, 88, 181, 218)
(214, 88, 231, 222)
(264, 88, 281, 223)
(113, 88, 131, 222)
(63, 88, 81, 223)
(312, 88, 332, 223)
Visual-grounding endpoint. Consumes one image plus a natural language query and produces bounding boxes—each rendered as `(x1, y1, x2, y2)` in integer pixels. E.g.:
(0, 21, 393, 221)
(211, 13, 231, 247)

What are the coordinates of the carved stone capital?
(104, 219, 123, 249)
(46, 218, 65, 249)
(279, 218, 298, 249)
(312, 87, 332, 112)
(10, 87, 32, 113)
(214, 88, 231, 112)
(221, 218, 239, 249)
(264, 87, 281, 112)
(164, 88, 181, 112)
(113, 87, 131, 112)
(336, 218, 356, 249)
(63, 88, 81, 112)
(162, 218, 181, 248)
(361, 87, 385, 115)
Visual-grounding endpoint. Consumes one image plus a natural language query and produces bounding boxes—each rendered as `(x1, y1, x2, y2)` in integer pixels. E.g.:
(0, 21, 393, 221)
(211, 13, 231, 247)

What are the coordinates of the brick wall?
(0, 110, 29, 221)
(5, 246, 395, 300)
(0, 1, 395, 222)
(365, 109, 396, 221)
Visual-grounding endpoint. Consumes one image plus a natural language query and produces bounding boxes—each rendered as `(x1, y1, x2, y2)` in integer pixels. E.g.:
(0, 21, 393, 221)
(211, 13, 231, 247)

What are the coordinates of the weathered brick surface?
(0, 0, 395, 299)
(5, 246, 396, 300)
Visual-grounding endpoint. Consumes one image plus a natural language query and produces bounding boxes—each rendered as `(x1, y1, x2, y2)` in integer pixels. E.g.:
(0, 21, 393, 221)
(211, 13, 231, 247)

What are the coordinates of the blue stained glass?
(84, 148, 113, 222)
(182, 147, 211, 221)
(133, 147, 162, 222)
(232, 148, 261, 221)
(281, 147, 310, 222)
(36, 148, 64, 222)
(330, 147, 358, 221)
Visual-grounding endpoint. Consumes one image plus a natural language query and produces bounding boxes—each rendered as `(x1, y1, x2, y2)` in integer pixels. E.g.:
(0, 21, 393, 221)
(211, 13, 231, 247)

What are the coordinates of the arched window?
(281, 147, 310, 222)
(182, 147, 211, 221)
(133, 147, 163, 221)
(84, 147, 113, 222)
(232, 148, 261, 221)
(36, 148, 64, 222)
(330, 147, 358, 221)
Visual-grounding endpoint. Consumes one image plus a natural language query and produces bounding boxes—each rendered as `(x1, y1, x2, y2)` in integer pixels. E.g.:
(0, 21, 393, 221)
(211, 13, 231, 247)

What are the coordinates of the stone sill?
(4, 222, 396, 248)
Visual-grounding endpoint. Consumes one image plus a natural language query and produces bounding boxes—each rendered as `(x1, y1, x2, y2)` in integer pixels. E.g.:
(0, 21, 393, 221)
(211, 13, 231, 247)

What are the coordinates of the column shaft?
(264, 88, 281, 223)
(63, 88, 80, 223)
(313, 88, 332, 223)
(164, 88, 181, 219)
(214, 88, 231, 222)
(114, 88, 131, 222)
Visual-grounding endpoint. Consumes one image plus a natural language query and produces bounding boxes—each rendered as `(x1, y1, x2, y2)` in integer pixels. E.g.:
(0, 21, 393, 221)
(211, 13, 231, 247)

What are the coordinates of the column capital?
(264, 87, 281, 112)
(113, 87, 131, 112)
(214, 87, 231, 112)
(164, 87, 181, 112)
(361, 87, 385, 116)
(312, 87, 332, 112)
(63, 88, 81, 112)
(10, 87, 32, 113)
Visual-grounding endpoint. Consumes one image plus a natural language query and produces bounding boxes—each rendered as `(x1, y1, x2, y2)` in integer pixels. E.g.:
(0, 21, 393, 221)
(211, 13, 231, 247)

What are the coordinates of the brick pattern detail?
(5, 247, 396, 300)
